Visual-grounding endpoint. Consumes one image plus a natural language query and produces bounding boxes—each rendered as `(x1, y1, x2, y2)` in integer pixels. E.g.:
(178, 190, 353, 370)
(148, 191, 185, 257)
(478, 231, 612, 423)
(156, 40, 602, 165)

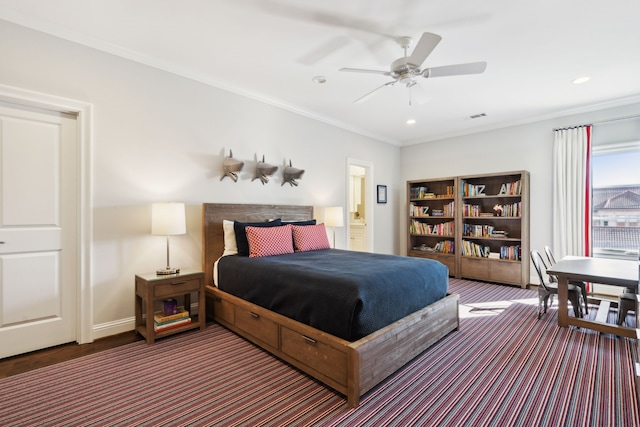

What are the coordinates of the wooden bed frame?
(202, 203, 459, 407)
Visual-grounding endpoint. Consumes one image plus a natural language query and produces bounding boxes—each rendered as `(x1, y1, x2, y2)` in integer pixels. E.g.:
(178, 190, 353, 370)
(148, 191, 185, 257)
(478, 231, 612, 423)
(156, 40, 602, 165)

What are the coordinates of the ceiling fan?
(339, 32, 487, 104)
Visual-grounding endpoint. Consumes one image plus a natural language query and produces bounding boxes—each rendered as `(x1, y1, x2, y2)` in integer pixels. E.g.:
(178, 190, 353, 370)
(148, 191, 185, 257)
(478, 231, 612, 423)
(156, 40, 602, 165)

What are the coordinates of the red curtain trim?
(585, 126, 591, 258)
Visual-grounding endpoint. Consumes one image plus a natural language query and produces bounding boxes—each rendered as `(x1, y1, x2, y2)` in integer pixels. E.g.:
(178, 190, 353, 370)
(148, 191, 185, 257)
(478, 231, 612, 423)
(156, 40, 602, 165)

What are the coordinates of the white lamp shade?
(324, 206, 344, 228)
(151, 203, 186, 236)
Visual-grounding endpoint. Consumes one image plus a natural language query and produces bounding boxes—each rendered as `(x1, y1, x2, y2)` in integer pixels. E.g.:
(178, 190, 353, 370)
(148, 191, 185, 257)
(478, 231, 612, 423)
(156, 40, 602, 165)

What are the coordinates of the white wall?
(2, 18, 639, 338)
(0, 21, 401, 337)
(400, 101, 640, 284)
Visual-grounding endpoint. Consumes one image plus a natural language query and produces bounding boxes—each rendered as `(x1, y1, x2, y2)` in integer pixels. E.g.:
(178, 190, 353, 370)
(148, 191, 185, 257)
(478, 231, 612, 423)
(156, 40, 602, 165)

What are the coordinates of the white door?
(0, 103, 78, 358)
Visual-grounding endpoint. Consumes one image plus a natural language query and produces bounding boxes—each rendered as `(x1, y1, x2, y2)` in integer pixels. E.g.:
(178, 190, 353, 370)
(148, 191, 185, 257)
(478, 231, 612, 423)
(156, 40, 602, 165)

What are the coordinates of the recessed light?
(406, 119, 416, 125)
(312, 76, 327, 84)
(572, 76, 590, 84)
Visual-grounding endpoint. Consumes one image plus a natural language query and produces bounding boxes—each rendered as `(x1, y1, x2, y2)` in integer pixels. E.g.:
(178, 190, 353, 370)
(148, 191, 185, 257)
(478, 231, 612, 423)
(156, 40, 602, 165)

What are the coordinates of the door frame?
(346, 158, 374, 252)
(0, 84, 93, 344)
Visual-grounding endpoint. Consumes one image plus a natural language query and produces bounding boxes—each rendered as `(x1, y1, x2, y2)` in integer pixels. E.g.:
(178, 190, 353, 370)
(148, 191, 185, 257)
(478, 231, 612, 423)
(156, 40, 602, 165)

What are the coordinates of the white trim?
(0, 84, 93, 344)
(592, 140, 640, 154)
(93, 301, 203, 340)
(93, 317, 135, 340)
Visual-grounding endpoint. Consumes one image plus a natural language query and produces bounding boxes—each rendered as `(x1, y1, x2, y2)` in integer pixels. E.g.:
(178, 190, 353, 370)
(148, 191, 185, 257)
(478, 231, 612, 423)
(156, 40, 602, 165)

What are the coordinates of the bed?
(202, 203, 459, 407)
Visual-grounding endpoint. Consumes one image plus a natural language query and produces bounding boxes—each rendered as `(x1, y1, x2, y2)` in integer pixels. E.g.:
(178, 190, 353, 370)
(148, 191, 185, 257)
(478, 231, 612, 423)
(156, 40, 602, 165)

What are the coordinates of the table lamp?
(324, 206, 344, 248)
(152, 202, 186, 275)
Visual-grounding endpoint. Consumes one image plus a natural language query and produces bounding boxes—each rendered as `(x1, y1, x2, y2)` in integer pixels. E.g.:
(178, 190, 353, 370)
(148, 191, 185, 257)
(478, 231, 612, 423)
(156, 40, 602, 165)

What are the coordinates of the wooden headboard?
(202, 203, 314, 286)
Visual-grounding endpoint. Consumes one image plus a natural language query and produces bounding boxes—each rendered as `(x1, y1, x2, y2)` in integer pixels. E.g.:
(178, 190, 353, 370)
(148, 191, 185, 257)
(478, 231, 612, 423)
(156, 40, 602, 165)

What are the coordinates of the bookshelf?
(407, 177, 457, 276)
(407, 171, 530, 288)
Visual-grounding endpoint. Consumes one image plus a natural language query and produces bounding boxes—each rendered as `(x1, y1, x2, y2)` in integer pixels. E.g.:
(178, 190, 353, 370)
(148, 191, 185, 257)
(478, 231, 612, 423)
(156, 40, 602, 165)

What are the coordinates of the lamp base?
(156, 267, 180, 275)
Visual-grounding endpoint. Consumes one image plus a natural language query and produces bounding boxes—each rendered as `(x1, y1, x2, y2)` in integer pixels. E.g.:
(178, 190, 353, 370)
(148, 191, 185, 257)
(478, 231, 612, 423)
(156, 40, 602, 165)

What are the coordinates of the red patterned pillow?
(292, 223, 330, 252)
(246, 224, 294, 258)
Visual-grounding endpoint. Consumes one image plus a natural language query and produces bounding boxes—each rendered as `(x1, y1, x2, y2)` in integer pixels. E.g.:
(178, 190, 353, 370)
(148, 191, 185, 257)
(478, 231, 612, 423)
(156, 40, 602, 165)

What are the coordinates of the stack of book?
(154, 307, 191, 332)
(489, 230, 509, 238)
(411, 186, 433, 199)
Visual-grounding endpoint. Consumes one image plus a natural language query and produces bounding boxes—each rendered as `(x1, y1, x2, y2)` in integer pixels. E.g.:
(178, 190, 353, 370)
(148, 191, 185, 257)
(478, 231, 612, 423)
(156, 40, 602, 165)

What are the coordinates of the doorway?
(347, 159, 374, 252)
(0, 86, 92, 358)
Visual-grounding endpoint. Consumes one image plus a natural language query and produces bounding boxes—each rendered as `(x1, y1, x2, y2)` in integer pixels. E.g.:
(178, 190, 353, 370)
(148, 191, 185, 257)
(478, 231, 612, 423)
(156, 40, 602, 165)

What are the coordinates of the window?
(591, 140, 640, 260)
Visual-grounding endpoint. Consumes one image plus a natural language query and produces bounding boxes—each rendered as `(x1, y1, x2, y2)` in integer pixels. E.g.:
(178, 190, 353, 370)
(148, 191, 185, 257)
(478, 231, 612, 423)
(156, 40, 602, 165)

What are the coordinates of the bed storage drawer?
(235, 306, 279, 349)
(212, 296, 235, 324)
(281, 326, 348, 385)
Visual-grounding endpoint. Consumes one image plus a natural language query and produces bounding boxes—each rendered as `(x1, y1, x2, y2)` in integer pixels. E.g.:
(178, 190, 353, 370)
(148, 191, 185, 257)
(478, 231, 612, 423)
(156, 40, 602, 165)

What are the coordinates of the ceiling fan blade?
(407, 32, 442, 68)
(422, 61, 487, 78)
(354, 81, 396, 104)
(339, 67, 390, 75)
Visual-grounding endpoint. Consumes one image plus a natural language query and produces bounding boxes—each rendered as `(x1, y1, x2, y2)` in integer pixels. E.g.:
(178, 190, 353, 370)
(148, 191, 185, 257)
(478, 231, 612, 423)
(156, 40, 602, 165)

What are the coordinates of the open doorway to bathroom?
(347, 158, 374, 252)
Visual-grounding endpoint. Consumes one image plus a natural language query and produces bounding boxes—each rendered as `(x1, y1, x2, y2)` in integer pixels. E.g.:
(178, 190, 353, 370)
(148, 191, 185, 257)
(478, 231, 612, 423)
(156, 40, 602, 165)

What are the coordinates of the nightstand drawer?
(154, 278, 201, 297)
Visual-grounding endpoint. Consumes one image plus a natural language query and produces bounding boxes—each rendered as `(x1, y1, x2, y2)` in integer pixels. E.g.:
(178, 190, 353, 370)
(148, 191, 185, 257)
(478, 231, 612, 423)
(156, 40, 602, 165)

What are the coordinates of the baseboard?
(92, 303, 201, 340)
(93, 317, 135, 340)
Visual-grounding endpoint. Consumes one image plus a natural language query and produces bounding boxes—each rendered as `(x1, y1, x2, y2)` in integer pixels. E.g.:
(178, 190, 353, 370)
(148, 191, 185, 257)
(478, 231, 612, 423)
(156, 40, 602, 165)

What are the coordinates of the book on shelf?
(492, 202, 521, 217)
(463, 224, 495, 238)
(411, 220, 454, 236)
(154, 316, 192, 332)
(443, 201, 455, 216)
(461, 181, 486, 197)
(499, 245, 521, 260)
(461, 240, 490, 257)
(411, 186, 429, 199)
(498, 180, 522, 196)
(154, 307, 189, 324)
(463, 204, 481, 217)
(412, 240, 454, 254)
(409, 203, 430, 217)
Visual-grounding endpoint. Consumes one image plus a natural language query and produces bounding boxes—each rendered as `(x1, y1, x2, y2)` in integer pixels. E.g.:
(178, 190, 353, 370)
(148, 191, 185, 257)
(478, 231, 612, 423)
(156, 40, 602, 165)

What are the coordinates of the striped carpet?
(1, 279, 637, 426)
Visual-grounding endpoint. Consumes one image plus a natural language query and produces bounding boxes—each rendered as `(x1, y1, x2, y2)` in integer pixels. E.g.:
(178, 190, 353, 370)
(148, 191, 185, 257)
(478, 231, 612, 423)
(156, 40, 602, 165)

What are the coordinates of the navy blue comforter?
(217, 249, 448, 341)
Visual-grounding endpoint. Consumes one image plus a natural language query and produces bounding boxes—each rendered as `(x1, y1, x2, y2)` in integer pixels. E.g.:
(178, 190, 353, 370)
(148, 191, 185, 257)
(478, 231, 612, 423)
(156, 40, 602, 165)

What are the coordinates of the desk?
(546, 256, 638, 338)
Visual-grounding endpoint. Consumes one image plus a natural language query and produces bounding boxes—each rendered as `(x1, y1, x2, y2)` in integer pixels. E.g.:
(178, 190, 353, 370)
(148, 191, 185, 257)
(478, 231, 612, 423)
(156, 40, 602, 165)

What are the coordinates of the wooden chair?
(617, 292, 636, 326)
(544, 246, 589, 315)
(531, 249, 583, 319)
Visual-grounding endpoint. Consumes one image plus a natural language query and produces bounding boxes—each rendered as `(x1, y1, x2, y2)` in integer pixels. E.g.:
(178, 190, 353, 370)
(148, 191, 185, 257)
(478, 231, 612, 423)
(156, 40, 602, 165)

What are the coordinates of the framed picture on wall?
(377, 185, 387, 204)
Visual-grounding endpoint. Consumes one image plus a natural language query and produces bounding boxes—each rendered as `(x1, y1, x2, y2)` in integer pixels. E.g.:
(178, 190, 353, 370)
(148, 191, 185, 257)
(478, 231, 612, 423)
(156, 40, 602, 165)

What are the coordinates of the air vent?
(470, 113, 486, 119)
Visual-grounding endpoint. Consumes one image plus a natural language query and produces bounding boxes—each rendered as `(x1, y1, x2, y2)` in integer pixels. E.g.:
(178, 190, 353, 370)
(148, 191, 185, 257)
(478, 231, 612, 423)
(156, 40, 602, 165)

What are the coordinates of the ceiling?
(2, 0, 640, 146)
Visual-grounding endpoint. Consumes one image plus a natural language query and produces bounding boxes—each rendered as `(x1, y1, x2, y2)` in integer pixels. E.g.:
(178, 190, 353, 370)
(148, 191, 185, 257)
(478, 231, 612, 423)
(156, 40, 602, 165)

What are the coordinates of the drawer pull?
(250, 312, 259, 318)
(172, 281, 187, 285)
(303, 335, 317, 344)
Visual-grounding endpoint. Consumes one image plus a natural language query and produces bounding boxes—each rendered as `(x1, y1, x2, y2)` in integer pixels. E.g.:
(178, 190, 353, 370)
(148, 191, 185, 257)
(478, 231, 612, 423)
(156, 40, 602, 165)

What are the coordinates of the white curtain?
(552, 126, 592, 258)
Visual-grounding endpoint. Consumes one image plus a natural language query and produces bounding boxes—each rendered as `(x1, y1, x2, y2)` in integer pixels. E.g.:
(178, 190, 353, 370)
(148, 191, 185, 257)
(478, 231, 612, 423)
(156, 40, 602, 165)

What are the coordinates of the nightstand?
(135, 269, 205, 344)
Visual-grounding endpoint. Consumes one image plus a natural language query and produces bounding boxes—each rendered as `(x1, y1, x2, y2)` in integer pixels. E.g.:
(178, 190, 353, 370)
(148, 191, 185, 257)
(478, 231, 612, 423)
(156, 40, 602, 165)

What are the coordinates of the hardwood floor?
(0, 331, 142, 379)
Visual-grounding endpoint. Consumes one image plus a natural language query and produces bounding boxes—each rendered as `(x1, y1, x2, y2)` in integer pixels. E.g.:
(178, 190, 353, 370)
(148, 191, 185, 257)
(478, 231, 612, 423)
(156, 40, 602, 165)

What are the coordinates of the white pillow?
(222, 220, 238, 256)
